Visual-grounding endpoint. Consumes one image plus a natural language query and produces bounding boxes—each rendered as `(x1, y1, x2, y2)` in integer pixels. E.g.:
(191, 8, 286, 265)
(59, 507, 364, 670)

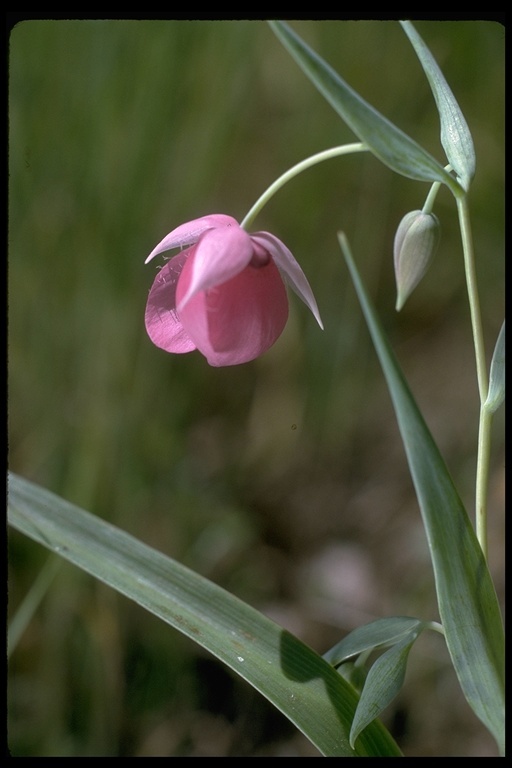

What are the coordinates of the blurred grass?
(8, 20, 504, 756)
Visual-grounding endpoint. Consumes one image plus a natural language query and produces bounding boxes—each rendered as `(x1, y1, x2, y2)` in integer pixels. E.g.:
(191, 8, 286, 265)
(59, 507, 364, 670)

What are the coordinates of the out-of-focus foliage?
(8, 20, 504, 756)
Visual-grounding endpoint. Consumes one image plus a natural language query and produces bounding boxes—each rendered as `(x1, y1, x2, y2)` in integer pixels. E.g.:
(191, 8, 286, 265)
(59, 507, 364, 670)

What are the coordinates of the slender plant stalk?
(456, 195, 490, 557)
(422, 180, 442, 215)
(240, 143, 368, 230)
(425, 620, 445, 636)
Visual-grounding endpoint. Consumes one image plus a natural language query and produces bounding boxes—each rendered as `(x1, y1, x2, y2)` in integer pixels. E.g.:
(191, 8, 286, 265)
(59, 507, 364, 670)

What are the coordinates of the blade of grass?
(8, 554, 62, 657)
(7, 471, 402, 757)
(338, 233, 504, 755)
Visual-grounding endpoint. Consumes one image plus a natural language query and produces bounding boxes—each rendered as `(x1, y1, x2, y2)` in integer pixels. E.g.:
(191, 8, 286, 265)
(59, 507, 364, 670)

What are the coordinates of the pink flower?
(144, 214, 323, 367)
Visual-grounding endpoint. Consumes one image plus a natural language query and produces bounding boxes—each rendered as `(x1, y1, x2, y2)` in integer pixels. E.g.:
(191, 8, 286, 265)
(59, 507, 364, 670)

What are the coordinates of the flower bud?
(394, 210, 440, 311)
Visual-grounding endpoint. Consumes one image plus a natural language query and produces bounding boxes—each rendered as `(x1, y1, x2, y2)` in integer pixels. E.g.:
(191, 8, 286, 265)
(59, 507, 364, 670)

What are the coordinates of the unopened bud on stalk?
(394, 210, 440, 311)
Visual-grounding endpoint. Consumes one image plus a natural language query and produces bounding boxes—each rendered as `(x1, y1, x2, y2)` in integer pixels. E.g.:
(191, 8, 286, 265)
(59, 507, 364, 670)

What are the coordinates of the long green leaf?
(7, 471, 402, 757)
(268, 21, 462, 198)
(400, 20, 475, 191)
(349, 634, 418, 748)
(338, 234, 504, 755)
(323, 617, 424, 667)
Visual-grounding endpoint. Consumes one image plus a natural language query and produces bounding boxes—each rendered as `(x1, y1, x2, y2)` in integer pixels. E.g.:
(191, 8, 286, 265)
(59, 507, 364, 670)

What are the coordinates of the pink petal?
(251, 232, 324, 329)
(145, 250, 196, 353)
(145, 214, 238, 264)
(177, 254, 288, 366)
(177, 225, 254, 310)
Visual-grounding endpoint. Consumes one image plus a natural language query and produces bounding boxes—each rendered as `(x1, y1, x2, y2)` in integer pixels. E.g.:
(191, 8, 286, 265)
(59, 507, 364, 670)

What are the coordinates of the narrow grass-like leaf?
(338, 233, 505, 755)
(484, 321, 505, 413)
(8, 554, 62, 657)
(268, 21, 461, 197)
(349, 635, 418, 749)
(323, 617, 424, 667)
(400, 21, 475, 191)
(7, 471, 402, 757)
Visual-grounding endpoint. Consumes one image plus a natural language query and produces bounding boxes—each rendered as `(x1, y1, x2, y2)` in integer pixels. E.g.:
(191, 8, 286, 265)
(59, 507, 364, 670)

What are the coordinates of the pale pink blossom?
(145, 214, 322, 366)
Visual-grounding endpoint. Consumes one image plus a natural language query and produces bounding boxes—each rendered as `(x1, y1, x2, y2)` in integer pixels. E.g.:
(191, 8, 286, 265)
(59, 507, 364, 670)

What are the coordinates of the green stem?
(476, 407, 493, 559)
(422, 180, 442, 215)
(424, 620, 445, 636)
(422, 166, 452, 215)
(457, 197, 488, 402)
(240, 143, 368, 230)
(456, 195, 490, 557)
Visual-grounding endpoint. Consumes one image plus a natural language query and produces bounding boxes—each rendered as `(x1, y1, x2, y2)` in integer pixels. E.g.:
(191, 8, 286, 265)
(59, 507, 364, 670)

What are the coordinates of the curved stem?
(424, 620, 445, 636)
(422, 166, 452, 215)
(422, 180, 442, 215)
(240, 143, 368, 230)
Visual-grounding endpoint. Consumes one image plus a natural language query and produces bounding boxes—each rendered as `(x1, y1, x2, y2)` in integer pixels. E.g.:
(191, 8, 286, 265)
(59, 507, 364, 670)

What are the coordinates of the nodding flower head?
(144, 214, 323, 366)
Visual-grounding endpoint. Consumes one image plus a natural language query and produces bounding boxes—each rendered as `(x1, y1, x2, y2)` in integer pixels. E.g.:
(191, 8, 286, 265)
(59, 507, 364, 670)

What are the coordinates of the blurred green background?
(8, 20, 504, 756)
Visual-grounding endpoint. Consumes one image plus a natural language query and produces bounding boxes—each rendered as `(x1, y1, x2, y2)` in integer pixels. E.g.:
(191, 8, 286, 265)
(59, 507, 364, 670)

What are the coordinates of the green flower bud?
(394, 209, 440, 311)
